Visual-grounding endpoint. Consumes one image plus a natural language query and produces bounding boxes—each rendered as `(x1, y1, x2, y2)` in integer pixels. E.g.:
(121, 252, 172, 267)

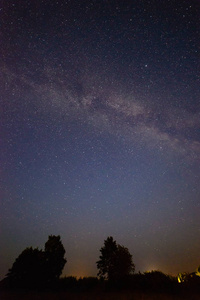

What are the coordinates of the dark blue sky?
(1, 0, 200, 278)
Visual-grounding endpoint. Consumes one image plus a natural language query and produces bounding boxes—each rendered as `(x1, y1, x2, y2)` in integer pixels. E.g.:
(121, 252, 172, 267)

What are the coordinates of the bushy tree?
(144, 271, 173, 291)
(96, 236, 135, 281)
(6, 247, 46, 288)
(6, 235, 66, 288)
(97, 236, 117, 280)
(45, 235, 67, 281)
(112, 245, 135, 280)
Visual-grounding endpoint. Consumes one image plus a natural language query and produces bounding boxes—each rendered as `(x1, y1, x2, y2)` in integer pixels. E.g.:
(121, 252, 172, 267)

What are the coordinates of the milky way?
(1, 0, 200, 278)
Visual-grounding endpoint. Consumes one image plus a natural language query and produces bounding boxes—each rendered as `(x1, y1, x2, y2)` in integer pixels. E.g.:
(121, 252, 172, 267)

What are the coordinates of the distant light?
(145, 265, 159, 273)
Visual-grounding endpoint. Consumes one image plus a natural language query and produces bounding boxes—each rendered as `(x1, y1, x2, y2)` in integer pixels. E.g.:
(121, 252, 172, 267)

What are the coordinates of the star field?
(0, 0, 200, 279)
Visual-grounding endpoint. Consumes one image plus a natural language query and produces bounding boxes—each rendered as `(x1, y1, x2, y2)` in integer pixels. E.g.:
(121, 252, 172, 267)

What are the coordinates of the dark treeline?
(1, 235, 200, 296)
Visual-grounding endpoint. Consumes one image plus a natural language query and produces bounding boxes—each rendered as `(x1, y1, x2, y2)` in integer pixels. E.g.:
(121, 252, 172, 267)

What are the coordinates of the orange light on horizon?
(63, 263, 95, 279)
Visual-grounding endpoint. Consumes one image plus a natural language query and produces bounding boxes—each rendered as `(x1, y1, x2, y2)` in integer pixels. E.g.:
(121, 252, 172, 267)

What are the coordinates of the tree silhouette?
(96, 236, 135, 281)
(6, 247, 46, 288)
(45, 235, 67, 282)
(6, 235, 66, 288)
(112, 245, 135, 280)
(97, 236, 118, 280)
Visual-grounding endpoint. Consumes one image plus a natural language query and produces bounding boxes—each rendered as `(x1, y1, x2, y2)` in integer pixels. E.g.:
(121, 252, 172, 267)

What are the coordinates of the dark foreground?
(1, 290, 200, 300)
(1, 272, 200, 300)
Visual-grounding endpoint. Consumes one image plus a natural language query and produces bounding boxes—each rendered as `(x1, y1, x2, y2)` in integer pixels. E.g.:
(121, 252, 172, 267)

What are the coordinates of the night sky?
(1, 0, 200, 279)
